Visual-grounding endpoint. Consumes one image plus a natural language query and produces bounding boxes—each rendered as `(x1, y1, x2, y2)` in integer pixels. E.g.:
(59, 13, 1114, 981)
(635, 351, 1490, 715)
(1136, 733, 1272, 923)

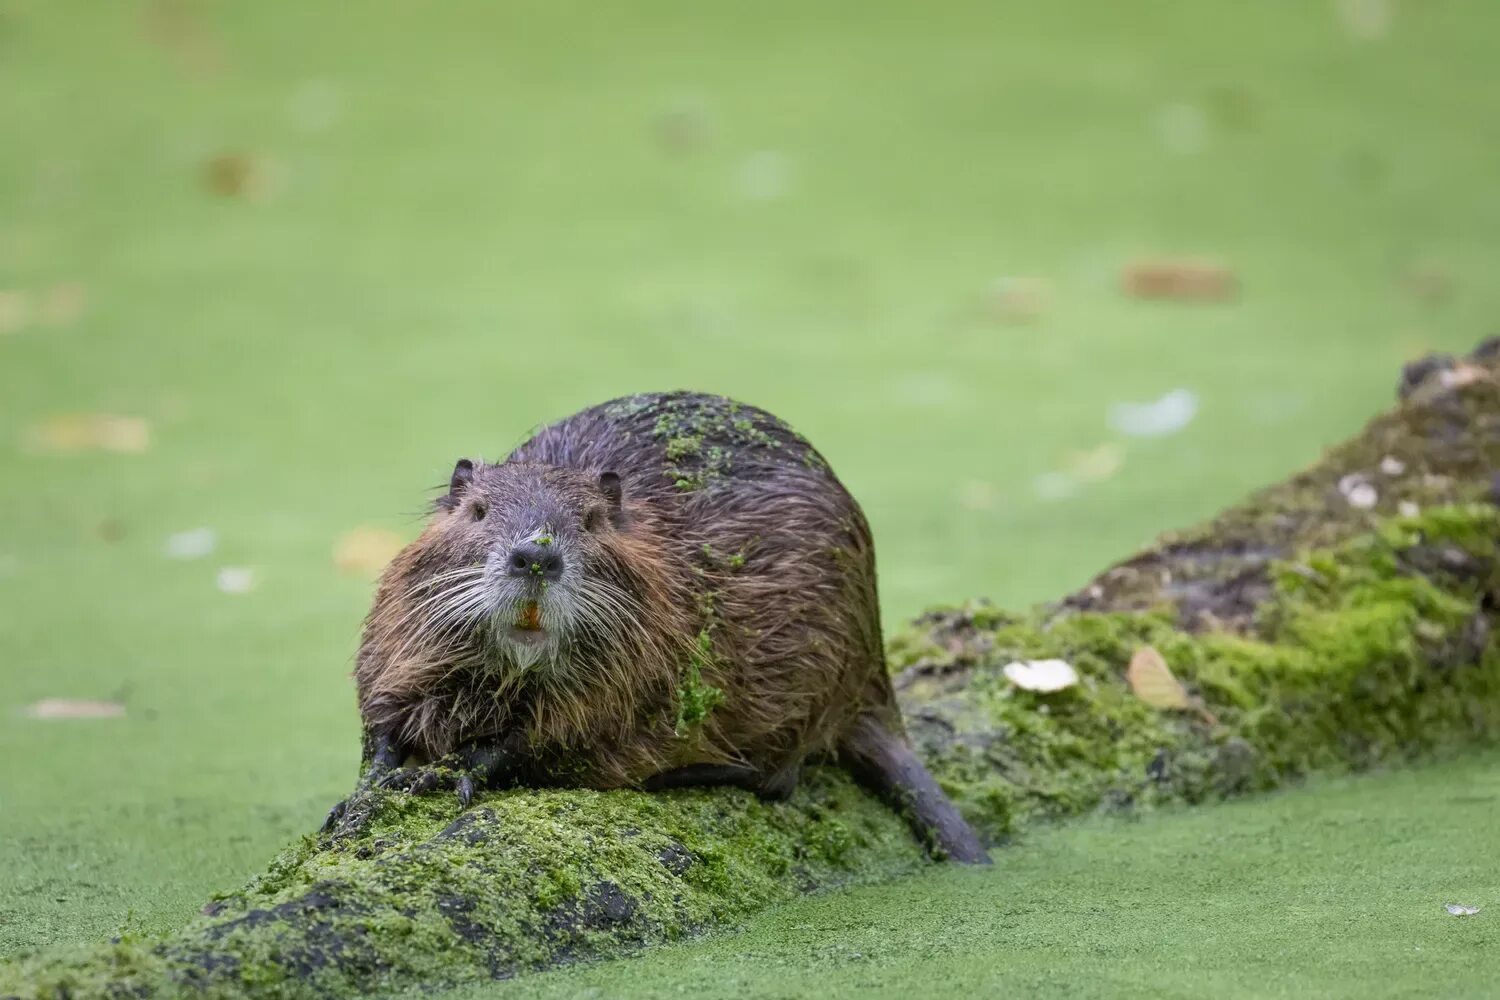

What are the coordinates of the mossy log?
(6, 346, 1500, 1000)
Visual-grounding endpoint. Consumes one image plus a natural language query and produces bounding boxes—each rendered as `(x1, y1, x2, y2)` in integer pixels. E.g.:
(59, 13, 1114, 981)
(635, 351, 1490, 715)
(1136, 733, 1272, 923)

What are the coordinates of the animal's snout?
(507, 541, 563, 581)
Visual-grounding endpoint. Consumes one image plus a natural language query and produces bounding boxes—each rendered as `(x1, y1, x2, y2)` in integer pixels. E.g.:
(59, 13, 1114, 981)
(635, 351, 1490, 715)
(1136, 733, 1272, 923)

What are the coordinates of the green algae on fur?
(676, 628, 726, 735)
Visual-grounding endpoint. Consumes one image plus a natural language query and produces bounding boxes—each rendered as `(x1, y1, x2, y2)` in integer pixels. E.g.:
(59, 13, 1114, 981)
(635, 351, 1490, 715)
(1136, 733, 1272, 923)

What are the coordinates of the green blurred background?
(1, 0, 1497, 969)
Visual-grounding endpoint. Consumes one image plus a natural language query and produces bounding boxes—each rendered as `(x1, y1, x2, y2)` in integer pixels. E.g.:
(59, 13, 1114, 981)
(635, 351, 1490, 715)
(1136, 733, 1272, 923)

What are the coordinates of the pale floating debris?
(1003, 659, 1079, 693)
(22, 413, 150, 454)
(1156, 101, 1208, 156)
(1379, 455, 1406, 476)
(1245, 390, 1309, 427)
(288, 79, 342, 133)
(1444, 903, 1480, 917)
(165, 527, 217, 560)
(216, 566, 256, 594)
(1335, 0, 1392, 41)
(0, 289, 33, 335)
(1069, 443, 1124, 483)
(334, 526, 405, 576)
(1127, 645, 1191, 709)
(894, 371, 957, 409)
(957, 479, 998, 512)
(1109, 389, 1199, 438)
(738, 150, 793, 201)
(1122, 259, 1236, 302)
(987, 276, 1052, 323)
(1032, 471, 1076, 501)
(25, 698, 125, 720)
(1398, 501, 1421, 518)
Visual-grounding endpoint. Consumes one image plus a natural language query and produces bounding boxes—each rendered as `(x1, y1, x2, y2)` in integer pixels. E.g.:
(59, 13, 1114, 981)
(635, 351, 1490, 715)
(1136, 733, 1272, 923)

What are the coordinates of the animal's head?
(377, 459, 644, 674)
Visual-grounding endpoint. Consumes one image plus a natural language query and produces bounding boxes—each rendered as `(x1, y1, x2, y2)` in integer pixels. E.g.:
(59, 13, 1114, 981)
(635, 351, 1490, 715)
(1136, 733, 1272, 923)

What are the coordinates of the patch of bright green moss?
(898, 504, 1500, 838)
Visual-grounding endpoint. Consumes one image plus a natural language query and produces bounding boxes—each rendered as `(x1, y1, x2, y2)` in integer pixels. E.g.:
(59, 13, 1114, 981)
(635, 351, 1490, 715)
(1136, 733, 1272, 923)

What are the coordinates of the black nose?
(507, 542, 563, 581)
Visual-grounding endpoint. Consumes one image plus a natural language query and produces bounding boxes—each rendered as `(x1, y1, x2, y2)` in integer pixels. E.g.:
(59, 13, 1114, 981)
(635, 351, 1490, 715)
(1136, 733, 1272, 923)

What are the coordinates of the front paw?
(376, 760, 484, 807)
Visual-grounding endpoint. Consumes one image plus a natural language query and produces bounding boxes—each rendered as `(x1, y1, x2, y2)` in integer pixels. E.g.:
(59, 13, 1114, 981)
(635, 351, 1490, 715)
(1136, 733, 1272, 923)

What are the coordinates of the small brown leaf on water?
(25, 699, 126, 720)
(23, 414, 151, 454)
(1122, 258, 1237, 302)
(334, 527, 405, 576)
(1128, 645, 1191, 709)
(201, 152, 281, 202)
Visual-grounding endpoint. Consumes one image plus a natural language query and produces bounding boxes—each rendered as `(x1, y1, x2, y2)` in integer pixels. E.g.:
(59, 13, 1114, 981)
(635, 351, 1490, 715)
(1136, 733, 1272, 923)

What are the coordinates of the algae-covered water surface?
(473, 753, 1500, 1000)
(3, 0, 1500, 992)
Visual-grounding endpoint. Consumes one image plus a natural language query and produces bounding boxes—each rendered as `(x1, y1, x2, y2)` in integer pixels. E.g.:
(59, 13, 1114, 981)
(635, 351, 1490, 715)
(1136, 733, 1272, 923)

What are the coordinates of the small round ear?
(598, 471, 624, 526)
(450, 459, 475, 495)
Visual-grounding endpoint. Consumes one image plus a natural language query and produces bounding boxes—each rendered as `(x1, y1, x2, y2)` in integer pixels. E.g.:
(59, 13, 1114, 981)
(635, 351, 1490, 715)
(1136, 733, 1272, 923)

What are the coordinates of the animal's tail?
(839, 712, 991, 864)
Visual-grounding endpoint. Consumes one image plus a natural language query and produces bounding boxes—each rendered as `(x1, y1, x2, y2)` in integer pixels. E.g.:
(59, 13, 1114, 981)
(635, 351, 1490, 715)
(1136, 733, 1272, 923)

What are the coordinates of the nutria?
(328, 391, 988, 863)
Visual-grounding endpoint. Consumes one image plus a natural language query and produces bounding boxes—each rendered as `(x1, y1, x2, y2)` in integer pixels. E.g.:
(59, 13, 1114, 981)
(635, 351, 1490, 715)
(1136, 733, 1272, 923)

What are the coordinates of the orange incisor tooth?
(518, 600, 541, 630)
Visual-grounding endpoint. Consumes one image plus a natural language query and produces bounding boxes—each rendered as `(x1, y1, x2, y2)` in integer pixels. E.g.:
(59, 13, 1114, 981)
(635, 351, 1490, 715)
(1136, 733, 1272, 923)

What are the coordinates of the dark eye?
(470, 503, 487, 521)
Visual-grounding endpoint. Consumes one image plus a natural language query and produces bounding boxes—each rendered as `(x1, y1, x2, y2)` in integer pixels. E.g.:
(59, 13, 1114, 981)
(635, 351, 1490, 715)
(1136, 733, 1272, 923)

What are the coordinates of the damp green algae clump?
(0, 775, 925, 1000)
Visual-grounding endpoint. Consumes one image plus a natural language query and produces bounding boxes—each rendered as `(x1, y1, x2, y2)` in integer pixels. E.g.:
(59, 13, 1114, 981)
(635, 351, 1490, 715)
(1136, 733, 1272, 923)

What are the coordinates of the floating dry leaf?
(956, 479, 998, 512)
(1444, 903, 1480, 917)
(201, 151, 281, 202)
(1128, 646, 1191, 709)
(334, 526, 405, 576)
(25, 699, 126, 720)
(1002, 659, 1078, 693)
(140, 0, 225, 77)
(1400, 266, 1453, 305)
(23, 414, 151, 454)
(986, 276, 1052, 324)
(1068, 443, 1125, 483)
(1122, 258, 1237, 302)
(651, 98, 714, 154)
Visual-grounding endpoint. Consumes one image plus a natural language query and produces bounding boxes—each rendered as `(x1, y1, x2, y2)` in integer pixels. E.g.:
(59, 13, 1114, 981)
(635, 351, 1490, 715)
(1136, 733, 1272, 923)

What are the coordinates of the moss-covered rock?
(4, 346, 1500, 999)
